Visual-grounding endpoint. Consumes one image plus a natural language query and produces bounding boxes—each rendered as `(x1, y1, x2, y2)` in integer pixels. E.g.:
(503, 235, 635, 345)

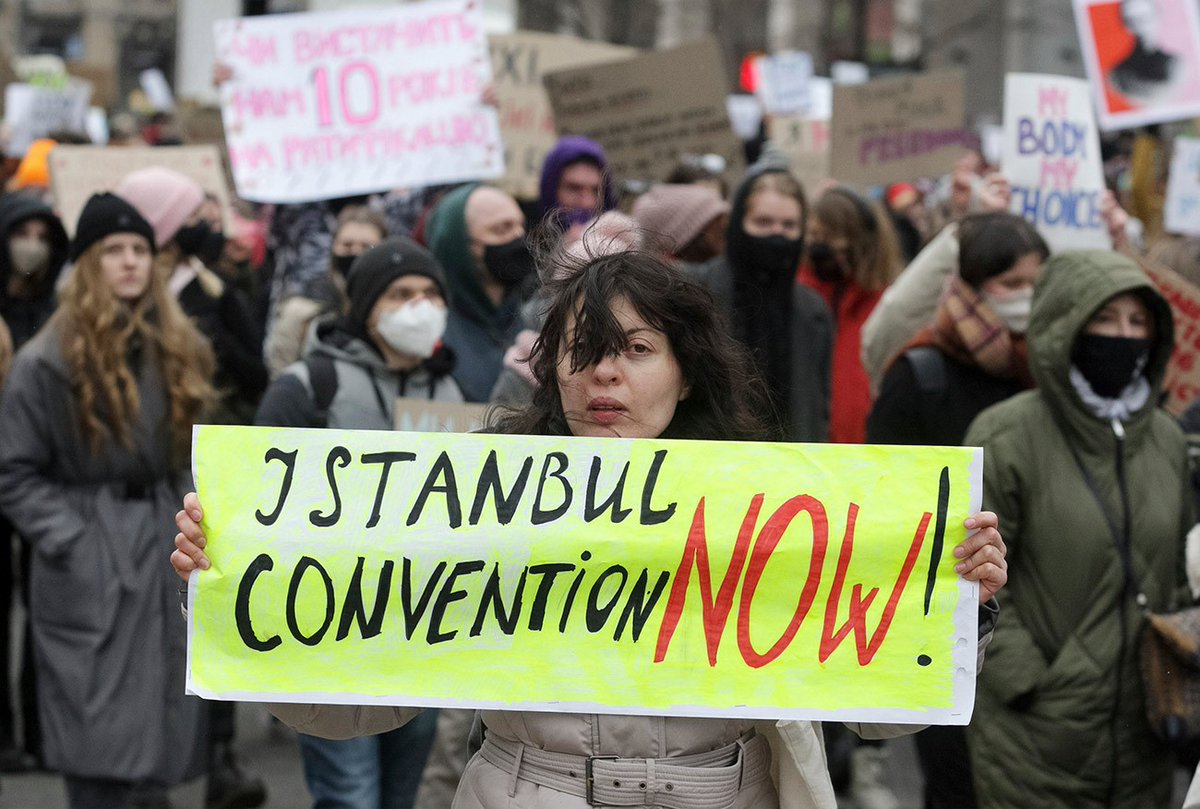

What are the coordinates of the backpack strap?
(904, 346, 947, 394)
(903, 346, 947, 440)
(304, 354, 338, 420)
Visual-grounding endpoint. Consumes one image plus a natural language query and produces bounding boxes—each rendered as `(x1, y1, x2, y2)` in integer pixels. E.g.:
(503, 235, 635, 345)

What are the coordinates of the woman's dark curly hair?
(488, 250, 778, 441)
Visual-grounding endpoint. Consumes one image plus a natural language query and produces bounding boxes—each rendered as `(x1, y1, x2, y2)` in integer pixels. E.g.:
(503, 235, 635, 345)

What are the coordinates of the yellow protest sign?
(188, 425, 982, 723)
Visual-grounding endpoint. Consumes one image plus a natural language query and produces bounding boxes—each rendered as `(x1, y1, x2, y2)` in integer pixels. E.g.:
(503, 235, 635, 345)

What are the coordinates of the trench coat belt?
(478, 731, 770, 808)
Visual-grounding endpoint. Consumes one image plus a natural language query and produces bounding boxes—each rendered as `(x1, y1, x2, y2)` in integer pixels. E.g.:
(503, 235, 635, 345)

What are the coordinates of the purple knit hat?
(538, 136, 619, 221)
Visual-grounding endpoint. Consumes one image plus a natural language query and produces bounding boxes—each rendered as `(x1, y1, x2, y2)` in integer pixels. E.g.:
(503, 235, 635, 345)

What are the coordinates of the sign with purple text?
(1073, 0, 1200, 130)
(214, 0, 504, 203)
(1002, 73, 1111, 252)
(829, 70, 974, 188)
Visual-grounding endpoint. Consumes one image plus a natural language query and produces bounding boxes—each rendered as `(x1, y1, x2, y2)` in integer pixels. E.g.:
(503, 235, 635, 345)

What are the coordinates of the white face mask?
(983, 287, 1034, 334)
(9, 237, 49, 277)
(375, 298, 448, 359)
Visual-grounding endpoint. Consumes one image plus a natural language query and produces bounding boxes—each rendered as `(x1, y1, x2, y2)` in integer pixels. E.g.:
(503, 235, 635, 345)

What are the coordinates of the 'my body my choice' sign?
(214, 0, 504, 203)
(188, 427, 982, 724)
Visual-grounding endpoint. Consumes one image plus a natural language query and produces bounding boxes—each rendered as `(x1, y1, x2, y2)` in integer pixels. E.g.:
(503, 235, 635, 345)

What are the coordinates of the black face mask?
(331, 253, 357, 278)
(484, 238, 536, 286)
(175, 221, 226, 266)
(1072, 333, 1152, 398)
(743, 234, 803, 278)
(807, 242, 845, 283)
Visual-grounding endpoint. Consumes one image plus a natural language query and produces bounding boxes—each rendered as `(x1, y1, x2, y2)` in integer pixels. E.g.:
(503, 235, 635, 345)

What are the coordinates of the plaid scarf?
(906, 275, 1034, 388)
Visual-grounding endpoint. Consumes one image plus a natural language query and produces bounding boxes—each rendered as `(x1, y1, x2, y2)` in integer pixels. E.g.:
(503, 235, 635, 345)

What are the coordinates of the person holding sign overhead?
(0, 193, 217, 809)
(173, 250, 1008, 809)
(964, 251, 1188, 808)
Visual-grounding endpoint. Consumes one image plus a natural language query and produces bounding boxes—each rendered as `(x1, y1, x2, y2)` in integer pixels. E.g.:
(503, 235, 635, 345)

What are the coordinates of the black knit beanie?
(346, 238, 450, 333)
(70, 192, 157, 262)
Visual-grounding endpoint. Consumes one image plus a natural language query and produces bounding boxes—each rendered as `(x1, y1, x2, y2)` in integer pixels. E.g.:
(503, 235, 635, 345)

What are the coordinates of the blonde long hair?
(57, 239, 216, 461)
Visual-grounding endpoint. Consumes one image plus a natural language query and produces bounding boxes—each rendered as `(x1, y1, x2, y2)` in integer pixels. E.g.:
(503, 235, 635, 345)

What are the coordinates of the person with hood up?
(116, 166, 268, 424)
(687, 164, 832, 442)
(254, 237, 454, 809)
(0, 189, 69, 770)
(0, 193, 216, 809)
(965, 250, 1190, 808)
(537, 136, 618, 229)
(0, 191, 70, 349)
(424, 183, 537, 403)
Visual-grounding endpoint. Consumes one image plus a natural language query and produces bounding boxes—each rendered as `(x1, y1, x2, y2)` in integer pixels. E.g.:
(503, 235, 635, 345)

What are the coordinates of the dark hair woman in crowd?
(0, 193, 216, 808)
(798, 186, 902, 444)
(172, 250, 1007, 809)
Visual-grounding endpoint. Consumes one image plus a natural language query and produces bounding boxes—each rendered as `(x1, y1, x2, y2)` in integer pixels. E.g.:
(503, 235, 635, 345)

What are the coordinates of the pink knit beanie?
(632, 184, 730, 255)
(114, 166, 205, 249)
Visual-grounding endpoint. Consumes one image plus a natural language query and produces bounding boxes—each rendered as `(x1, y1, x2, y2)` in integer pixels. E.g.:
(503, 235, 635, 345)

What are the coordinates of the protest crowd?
(0, 0, 1197, 808)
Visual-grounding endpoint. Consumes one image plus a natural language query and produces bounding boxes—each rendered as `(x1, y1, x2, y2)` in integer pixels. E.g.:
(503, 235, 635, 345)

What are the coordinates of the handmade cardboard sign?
(213, 0, 504, 203)
(48, 145, 232, 236)
(394, 400, 489, 433)
(1142, 257, 1200, 414)
(829, 70, 973, 188)
(768, 115, 831, 193)
(1165, 136, 1200, 237)
(1072, 0, 1200, 130)
(488, 31, 635, 200)
(188, 426, 983, 723)
(543, 39, 744, 188)
(1003, 73, 1111, 251)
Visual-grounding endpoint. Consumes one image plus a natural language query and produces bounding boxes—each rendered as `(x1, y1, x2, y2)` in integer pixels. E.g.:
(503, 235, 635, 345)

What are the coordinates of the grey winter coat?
(255, 319, 463, 431)
(0, 323, 206, 782)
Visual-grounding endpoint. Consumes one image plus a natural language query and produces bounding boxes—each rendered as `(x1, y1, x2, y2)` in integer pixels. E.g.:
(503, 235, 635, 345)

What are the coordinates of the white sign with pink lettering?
(214, 0, 504, 203)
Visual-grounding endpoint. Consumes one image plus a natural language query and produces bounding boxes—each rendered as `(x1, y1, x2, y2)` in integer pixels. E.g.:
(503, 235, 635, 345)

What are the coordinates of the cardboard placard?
(188, 425, 983, 724)
(767, 115, 831, 192)
(829, 70, 973, 188)
(543, 39, 744, 188)
(213, 0, 504, 203)
(1002, 73, 1111, 251)
(488, 32, 636, 200)
(394, 399, 490, 434)
(1072, 0, 1200, 130)
(1165, 136, 1200, 237)
(48, 145, 232, 236)
(1142, 257, 1200, 414)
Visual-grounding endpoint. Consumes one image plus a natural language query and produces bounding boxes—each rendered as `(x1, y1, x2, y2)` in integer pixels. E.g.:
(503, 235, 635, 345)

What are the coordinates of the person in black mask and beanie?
(423, 183, 536, 402)
(688, 163, 832, 441)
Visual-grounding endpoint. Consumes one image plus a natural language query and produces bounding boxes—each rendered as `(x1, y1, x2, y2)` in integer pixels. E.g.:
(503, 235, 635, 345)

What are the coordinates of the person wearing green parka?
(965, 250, 1191, 808)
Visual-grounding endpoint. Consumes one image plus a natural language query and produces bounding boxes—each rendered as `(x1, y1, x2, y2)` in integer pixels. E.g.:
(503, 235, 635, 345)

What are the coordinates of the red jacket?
(797, 267, 883, 444)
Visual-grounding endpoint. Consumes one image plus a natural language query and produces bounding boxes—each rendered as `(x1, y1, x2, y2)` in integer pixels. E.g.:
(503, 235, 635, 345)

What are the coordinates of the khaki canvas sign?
(394, 400, 490, 434)
(543, 39, 744, 188)
(489, 32, 635, 200)
(49, 145, 232, 236)
(830, 71, 974, 188)
(768, 115, 831, 193)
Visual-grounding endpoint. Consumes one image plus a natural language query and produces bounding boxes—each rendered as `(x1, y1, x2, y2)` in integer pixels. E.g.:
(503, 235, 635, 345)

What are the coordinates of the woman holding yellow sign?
(173, 250, 1007, 809)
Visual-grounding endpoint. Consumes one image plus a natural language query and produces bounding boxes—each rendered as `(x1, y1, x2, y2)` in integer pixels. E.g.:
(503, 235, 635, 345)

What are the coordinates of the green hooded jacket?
(965, 251, 1191, 808)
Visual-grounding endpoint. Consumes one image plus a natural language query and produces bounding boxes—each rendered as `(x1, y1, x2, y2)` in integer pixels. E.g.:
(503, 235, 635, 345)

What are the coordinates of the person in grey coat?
(0, 193, 217, 808)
